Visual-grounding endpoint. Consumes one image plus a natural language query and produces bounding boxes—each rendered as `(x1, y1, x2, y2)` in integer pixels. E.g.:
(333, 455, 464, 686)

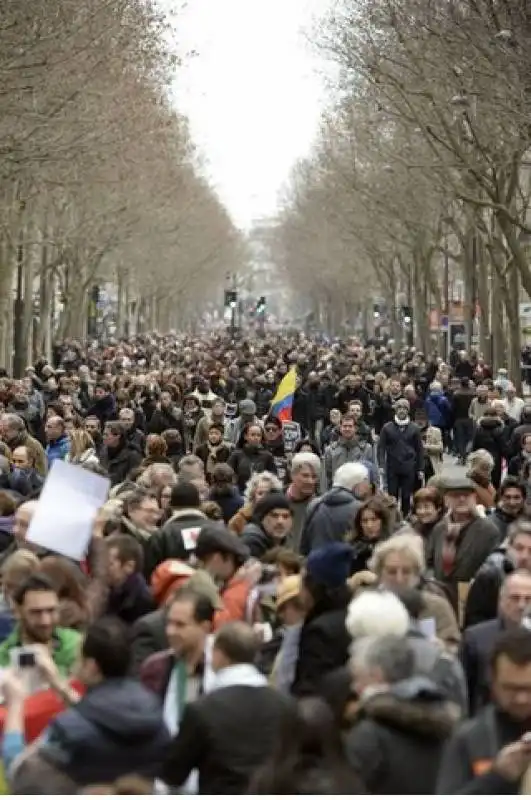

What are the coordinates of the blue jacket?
(425, 392, 451, 429)
(39, 678, 171, 785)
(46, 434, 70, 466)
(208, 487, 244, 524)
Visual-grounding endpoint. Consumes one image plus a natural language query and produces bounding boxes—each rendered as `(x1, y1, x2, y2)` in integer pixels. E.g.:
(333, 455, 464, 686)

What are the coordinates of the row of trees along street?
(273, 0, 531, 380)
(1, 0, 248, 375)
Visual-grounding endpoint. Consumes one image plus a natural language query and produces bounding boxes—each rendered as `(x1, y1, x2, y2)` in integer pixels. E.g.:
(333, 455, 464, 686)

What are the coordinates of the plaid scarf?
(441, 513, 469, 577)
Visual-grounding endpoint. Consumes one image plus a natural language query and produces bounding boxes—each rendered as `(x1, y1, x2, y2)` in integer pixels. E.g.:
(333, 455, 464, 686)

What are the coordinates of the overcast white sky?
(164, 0, 334, 230)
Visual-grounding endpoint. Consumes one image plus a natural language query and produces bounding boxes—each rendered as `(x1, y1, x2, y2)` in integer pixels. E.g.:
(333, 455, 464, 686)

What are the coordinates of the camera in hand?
(17, 650, 36, 669)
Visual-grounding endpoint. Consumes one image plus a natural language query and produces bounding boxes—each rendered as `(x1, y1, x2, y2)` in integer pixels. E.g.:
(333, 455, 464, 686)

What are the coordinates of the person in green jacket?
(0, 574, 81, 676)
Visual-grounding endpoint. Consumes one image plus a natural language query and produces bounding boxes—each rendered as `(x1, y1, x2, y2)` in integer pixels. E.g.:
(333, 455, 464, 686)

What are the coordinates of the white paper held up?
(26, 460, 110, 561)
(418, 617, 437, 639)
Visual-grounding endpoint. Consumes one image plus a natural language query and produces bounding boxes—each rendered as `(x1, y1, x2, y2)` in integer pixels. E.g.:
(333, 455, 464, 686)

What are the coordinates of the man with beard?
(118, 406, 146, 453)
(86, 382, 117, 426)
(193, 398, 229, 451)
(0, 574, 81, 674)
(148, 390, 185, 439)
(378, 398, 424, 517)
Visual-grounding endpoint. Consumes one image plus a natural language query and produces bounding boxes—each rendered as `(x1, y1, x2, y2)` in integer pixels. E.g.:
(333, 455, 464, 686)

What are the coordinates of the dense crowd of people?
(0, 333, 530, 793)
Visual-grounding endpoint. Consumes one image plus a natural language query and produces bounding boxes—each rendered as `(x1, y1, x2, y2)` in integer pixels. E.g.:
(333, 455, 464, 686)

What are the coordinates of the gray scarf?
(272, 623, 302, 693)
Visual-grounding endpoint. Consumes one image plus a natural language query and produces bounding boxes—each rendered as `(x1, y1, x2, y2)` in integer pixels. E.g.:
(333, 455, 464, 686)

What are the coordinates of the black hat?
(195, 522, 250, 564)
(253, 492, 293, 522)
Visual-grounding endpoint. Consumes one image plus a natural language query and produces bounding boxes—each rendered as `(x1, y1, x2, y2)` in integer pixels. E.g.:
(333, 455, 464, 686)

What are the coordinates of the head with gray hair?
(138, 463, 176, 491)
(0, 413, 26, 446)
(333, 462, 370, 494)
(291, 452, 321, 478)
(178, 455, 204, 483)
(244, 470, 283, 505)
(351, 634, 415, 693)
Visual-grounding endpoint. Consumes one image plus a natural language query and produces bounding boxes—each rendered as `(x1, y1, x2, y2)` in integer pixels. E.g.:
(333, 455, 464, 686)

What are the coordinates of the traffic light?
(224, 290, 238, 309)
(256, 296, 266, 314)
(373, 303, 381, 319)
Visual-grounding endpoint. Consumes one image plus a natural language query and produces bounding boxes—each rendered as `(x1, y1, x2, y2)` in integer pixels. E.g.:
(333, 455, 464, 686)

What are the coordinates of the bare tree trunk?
(490, 267, 505, 371)
(0, 241, 13, 370)
(116, 267, 126, 337)
(507, 262, 522, 394)
(476, 245, 491, 361)
(22, 241, 34, 369)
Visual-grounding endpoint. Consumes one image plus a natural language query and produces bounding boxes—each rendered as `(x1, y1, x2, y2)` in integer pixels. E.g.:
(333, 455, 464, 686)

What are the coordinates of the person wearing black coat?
(345, 636, 459, 794)
(105, 533, 156, 624)
(144, 482, 208, 574)
(507, 406, 531, 459)
(130, 606, 167, 674)
(241, 493, 293, 559)
(100, 423, 143, 487)
(461, 570, 531, 715)
(161, 622, 294, 794)
(377, 400, 424, 517)
(148, 399, 185, 439)
(459, 616, 506, 716)
(228, 423, 277, 493)
(471, 410, 506, 489)
(86, 383, 117, 426)
(292, 543, 353, 697)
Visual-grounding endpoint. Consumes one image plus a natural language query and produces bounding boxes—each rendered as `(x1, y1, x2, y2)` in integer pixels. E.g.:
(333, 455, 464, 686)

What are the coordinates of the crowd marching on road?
(2, 333, 531, 793)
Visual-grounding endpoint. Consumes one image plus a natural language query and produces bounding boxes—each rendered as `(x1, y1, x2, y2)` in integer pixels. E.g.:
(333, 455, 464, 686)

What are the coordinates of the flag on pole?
(270, 367, 297, 423)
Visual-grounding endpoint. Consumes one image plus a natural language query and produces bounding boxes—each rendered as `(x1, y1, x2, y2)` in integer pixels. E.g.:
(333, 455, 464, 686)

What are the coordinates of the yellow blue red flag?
(270, 367, 297, 422)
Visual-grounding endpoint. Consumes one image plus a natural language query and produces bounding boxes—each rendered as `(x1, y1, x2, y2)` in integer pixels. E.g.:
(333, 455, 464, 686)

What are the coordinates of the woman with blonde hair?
(66, 428, 100, 468)
(350, 529, 460, 651)
(466, 449, 496, 510)
(0, 549, 39, 641)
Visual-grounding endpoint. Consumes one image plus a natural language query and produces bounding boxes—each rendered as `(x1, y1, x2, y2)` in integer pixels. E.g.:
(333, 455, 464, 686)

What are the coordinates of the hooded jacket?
(241, 521, 283, 559)
(471, 417, 505, 483)
(324, 437, 374, 486)
(300, 487, 360, 556)
(425, 390, 451, 429)
(45, 434, 70, 466)
(86, 394, 117, 426)
(36, 678, 171, 786)
(144, 508, 208, 575)
(345, 677, 459, 794)
(292, 585, 352, 696)
(102, 440, 143, 487)
(227, 445, 277, 492)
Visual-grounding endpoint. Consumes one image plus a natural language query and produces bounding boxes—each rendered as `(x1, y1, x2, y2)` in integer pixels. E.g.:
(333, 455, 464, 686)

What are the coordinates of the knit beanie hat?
(254, 492, 292, 522)
(306, 542, 354, 589)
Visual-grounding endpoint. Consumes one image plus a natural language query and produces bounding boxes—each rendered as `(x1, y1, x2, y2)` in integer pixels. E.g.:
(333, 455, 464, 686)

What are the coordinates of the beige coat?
(423, 425, 443, 474)
(420, 588, 460, 649)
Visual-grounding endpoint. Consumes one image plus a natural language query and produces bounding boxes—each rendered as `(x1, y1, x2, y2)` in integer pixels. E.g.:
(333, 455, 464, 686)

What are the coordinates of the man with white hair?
(285, 452, 321, 551)
(503, 383, 524, 423)
(346, 634, 459, 794)
(299, 463, 370, 555)
(346, 588, 467, 713)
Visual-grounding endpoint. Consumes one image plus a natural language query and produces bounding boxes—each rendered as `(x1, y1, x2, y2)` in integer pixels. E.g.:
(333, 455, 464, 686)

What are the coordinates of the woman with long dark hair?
(228, 422, 276, 493)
